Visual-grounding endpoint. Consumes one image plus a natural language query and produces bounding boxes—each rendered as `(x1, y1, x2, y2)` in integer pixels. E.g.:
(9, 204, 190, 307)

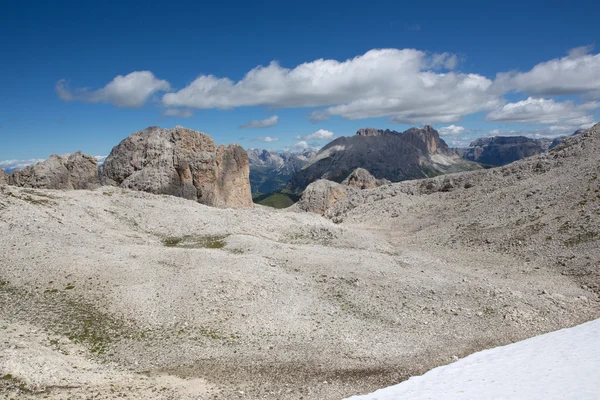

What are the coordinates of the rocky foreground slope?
(288, 126, 481, 192)
(0, 125, 598, 399)
(301, 123, 600, 294)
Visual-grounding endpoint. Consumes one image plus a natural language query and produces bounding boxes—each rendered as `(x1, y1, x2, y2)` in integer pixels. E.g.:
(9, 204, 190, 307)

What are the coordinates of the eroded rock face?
(342, 168, 389, 189)
(0, 169, 7, 185)
(8, 151, 99, 190)
(288, 125, 481, 192)
(99, 126, 252, 208)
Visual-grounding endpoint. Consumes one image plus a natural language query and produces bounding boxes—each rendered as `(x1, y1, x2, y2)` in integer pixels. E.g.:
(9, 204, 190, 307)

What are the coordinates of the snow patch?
(346, 318, 600, 400)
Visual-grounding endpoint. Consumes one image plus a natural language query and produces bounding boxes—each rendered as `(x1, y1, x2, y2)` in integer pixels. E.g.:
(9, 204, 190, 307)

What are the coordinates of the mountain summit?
(288, 126, 480, 192)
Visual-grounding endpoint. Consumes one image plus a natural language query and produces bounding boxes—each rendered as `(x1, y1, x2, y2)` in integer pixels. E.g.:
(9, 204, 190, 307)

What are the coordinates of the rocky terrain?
(1, 124, 599, 399)
(288, 126, 481, 192)
(247, 149, 316, 195)
(8, 151, 99, 190)
(99, 126, 252, 208)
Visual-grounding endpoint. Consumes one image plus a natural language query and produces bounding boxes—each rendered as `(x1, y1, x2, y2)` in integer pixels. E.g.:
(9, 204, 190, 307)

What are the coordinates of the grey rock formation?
(341, 168, 389, 189)
(100, 126, 252, 208)
(288, 126, 480, 192)
(0, 169, 7, 185)
(8, 151, 99, 190)
(294, 179, 358, 215)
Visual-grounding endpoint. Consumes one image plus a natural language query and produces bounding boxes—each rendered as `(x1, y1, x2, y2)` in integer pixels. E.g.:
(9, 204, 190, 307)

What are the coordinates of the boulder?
(294, 179, 357, 215)
(342, 168, 389, 189)
(8, 151, 99, 190)
(99, 126, 252, 208)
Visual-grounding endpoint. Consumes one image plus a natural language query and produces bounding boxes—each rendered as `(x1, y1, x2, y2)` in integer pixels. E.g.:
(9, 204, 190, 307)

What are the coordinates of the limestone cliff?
(99, 126, 252, 208)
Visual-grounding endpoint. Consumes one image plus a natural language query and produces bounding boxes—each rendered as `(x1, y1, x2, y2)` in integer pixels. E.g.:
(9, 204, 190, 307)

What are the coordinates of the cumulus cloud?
(252, 136, 280, 143)
(0, 158, 45, 172)
(486, 97, 599, 125)
(56, 71, 171, 108)
(438, 125, 465, 135)
(291, 141, 309, 151)
(240, 115, 279, 129)
(296, 129, 335, 141)
(162, 108, 193, 118)
(494, 46, 600, 97)
(162, 49, 498, 124)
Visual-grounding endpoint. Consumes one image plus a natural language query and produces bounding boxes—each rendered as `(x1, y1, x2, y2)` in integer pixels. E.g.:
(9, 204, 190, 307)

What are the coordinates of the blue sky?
(1, 0, 599, 166)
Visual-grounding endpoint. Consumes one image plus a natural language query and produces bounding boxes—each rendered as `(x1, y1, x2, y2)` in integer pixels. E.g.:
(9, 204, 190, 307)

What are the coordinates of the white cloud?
(297, 129, 335, 141)
(291, 141, 309, 151)
(438, 124, 465, 135)
(95, 155, 108, 165)
(240, 115, 279, 129)
(253, 136, 279, 143)
(486, 97, 599, 125)
(162, 108, 193, 118)
(489, 129, 501, 135)
(0, 158, 45, 172)
(56, 71, 171, 108)
(493, 46, 600, 97)
(162, 49, 498, 124)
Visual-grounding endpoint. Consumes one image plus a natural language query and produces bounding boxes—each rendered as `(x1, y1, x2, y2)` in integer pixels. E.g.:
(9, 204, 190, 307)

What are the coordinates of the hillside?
(1, 124, 599, 399)
(287, 126, 481, 192)
(308, 123, 600, 294)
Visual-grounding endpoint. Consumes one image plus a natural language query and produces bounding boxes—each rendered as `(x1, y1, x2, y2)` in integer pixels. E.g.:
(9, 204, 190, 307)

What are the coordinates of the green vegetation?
(163, 234, 229, 249)
(253, 192, 300, 209)
(563, 231, 599, 247)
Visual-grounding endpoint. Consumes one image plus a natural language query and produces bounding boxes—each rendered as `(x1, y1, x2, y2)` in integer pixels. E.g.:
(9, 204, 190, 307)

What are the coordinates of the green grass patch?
(163, 234, 229, 249)
(253, 192, 300, 209)
(563, 231, 599, 247)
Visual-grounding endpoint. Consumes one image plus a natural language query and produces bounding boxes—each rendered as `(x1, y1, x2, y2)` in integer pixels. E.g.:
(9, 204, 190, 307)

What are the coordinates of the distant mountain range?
(453, 128, 588, 166)
(286, 126, 481, 192)
(247, 148, 317, 195)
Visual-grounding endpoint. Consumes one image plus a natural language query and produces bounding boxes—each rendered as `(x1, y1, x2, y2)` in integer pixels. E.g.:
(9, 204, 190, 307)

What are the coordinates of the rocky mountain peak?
(356, 128, 386, 137)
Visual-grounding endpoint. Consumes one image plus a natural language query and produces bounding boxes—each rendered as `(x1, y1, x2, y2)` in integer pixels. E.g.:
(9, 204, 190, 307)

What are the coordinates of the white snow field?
(346, 318, 600, 400)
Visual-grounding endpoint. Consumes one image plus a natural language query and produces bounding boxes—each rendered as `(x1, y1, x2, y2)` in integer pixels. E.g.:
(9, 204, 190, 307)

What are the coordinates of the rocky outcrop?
(8, 151, 99, 190)
(100, 126, 252, 208)
(294, 179, 358, 215)
(0, 169, 7, 185)
(288, 126, 481, 192)
(295, 168, 387, 214)
(342, 168, 388, 189)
